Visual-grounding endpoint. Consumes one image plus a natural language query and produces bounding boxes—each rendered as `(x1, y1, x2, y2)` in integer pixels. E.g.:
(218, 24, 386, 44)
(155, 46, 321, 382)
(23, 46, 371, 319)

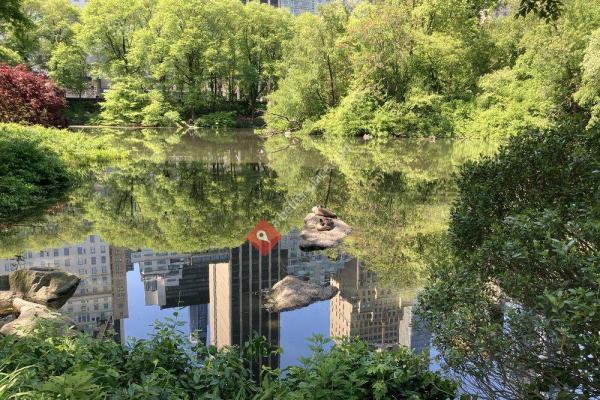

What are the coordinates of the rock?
(8, 268, 80, 309)
(264, 276, 339, 312)
(0, 298, 80, 338)
(299, 213, 352, 251)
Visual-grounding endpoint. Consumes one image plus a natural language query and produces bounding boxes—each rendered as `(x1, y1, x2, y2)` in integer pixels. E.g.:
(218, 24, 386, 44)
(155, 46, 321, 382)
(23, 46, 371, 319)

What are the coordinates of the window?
(78, 268, 85, 275)
(39, 251, 44, 257)
(92, 267, 97, 274)
(91, 257, 96, 265)
(63, 248, 69, 256)
(144, 261, 152, 266)
(102, 276, 108, 283)
(53, 249, 59, 257)
(101, 256, 106, 264)
(101, 266, 107, 273)
(4, 266, 9, 272)
(104, 303, 109, 309)
(90, 235, 96, 243)
(90, 247, 95, 254)
(100, 246, 106, 253)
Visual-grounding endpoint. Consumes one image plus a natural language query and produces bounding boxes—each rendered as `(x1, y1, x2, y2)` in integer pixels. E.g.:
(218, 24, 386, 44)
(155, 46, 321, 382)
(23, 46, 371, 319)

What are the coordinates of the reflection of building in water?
(190, 303, 209, 346)
(133, 249, 229, 308)
(279, 230, 347, 284)
(0, 235, 131, 341)
(329, 259, 429, 353)
(209, 241, 287, 369)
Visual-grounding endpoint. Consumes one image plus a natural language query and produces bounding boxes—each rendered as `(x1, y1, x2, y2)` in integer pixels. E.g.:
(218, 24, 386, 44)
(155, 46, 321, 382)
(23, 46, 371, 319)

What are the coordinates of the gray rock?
(8, 268, 80, 309)
(299, 213, 352, 251)
(0, 298, 80, 338)
(264, 275, 339, 312)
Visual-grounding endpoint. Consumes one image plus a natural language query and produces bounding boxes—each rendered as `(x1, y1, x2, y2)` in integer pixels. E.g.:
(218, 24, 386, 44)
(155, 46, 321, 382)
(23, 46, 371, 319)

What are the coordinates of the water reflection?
(0, 233, 428, 367)
(0, 130, 498, 367)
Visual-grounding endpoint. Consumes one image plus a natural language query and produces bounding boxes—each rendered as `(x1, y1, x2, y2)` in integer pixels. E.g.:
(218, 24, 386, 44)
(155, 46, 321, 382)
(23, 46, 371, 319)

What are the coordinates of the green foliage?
(0, 123, 124, 224)
(64, 99, 102, 126)
(100, 77, 149, 125)
(0, 319, 457, 400)
(418, 126, 600, 398)
(574, 28, 600, 129)
(48, 42, 88, 96)
(0, 130, 70, 223)
(196, 111, 236, 129)
(285, 336, 456, 400)
(141, 90, 181, 127)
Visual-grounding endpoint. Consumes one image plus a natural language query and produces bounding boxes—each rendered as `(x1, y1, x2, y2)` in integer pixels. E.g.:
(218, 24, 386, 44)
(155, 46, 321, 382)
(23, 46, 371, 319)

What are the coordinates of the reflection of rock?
(300, 213, 352, 251)
(264, 276, 338, 312)
(0, 298, 79, 338)
(0, 268, 81, 337)
(9, 268, 80, 309)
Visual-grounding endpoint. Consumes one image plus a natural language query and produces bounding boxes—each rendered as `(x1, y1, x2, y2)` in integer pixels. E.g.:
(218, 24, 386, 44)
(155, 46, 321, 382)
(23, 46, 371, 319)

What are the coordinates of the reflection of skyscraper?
(279, 230, 348, 284)
(0, 235, 131, 341)
(134, 249, 229, 308)
(190, 303, 209, 345)
(329, 259, 429, 353)
(209, 241, 287, 370)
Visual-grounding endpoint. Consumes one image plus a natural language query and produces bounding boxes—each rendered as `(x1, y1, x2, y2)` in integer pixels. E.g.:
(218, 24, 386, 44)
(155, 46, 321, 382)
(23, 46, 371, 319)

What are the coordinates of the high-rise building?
(209, 241, 287, 370)
(278, 0, 333, 15)
(329, 259, 430, 353)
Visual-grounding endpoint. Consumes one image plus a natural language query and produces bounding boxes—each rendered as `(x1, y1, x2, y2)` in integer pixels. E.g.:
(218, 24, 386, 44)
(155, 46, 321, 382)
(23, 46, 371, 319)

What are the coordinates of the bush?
(0, 318, 457, 400)
(0, 123, 125, 224)
(100, 77, 149, 126)
(0, 132, 70, 223)
(0, 64, 66, 127)
(196, 111, 236, 129)
(417, 126, 600, 399)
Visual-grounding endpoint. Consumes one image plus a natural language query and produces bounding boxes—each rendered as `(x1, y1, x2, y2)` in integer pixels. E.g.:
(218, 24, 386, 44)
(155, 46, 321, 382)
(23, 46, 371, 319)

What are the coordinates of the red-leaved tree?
(0, 64, 66, 127)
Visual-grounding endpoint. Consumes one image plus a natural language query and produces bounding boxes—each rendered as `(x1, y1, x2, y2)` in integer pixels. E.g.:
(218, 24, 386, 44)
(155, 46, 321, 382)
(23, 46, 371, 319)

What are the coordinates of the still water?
(0, 129, 497, 369)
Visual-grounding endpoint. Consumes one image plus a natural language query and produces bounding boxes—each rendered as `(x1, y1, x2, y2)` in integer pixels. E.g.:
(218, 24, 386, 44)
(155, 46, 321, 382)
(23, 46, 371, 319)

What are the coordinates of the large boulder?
(8, 268, 80, 309)
(264, 275, 338, 312)
(299, 213, 352, 251)
(0, 298, 80, 338)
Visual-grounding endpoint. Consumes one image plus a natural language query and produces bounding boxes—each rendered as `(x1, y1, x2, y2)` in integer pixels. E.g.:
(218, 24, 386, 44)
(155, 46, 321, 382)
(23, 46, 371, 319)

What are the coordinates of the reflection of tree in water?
(86, 160, 288, 252)
(285, 137, 498, 286)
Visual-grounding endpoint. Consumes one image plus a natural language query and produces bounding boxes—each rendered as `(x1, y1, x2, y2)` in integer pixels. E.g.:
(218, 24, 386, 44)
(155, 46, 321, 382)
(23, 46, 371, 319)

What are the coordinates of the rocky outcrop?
(9, 268, 80, 309)
(299, 213, 352, 251)
(0, 298, 79, 337)
(264, 276, 339, 312)
(0, 268, 81, 337)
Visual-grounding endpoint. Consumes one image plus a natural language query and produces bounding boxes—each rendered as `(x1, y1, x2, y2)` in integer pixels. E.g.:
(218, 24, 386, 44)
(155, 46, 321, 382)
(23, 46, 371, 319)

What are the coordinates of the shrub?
(0, 132, 70, 223)
(0, 64, 66, 127)
(0, 318, 458, 400)
(196, 111, 236, 129)
(418, 126, 600, 399)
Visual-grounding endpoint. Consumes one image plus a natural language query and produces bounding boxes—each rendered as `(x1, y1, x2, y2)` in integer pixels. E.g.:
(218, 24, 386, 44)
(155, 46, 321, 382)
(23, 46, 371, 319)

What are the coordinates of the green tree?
(77, 0, 154, 79)
(3, 0, 80, 68)
(48, 43, 88, 97)
(266, 2, 351, 130)
(418, 126, 600, 399)
(574, 28, 600, 129)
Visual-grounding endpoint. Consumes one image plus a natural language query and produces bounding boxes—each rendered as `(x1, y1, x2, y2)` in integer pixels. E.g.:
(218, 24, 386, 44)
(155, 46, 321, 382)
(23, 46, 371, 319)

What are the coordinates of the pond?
(0, 129, 498, 370)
